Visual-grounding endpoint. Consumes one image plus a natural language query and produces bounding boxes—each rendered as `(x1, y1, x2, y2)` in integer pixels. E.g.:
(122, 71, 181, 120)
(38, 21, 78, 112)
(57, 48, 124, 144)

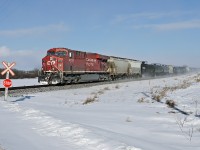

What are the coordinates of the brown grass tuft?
(152, 94, 162, 102)
(152, 88, 168, 102)
(196, 78, 200, 82)
(137, 97, 145, 103)
(138, 97, 149, 103)
(166, 100, 176, 108)
(104, 87, 110, 90)
(83, 95, 98, 105)
(97, 90, 104, 95)
(115, 85, 120, 89)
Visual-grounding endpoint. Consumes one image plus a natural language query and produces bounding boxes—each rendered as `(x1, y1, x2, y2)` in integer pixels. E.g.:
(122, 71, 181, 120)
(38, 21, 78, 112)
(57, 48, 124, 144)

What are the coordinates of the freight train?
(38, 48, 190, 84)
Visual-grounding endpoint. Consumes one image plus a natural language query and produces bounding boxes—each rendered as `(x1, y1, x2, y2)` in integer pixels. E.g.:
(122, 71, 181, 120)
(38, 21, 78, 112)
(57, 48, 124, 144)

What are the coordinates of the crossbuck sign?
(1, 61, 16, 101)
(1, 61, 16, 76)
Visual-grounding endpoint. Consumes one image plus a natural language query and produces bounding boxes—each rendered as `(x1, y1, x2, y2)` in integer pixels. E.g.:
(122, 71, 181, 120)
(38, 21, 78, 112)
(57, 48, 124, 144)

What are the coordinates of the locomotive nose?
(42, 56, 63, 72)
(42, 56, 57, 71)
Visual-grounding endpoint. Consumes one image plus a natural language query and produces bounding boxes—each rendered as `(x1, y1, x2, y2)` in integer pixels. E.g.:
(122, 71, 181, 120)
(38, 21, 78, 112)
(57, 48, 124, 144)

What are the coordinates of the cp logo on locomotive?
(47, 61, 56, 65)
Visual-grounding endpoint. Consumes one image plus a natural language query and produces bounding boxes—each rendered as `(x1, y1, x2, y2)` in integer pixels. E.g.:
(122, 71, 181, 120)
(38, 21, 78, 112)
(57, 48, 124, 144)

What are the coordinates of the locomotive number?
(86, 62, 94, 67)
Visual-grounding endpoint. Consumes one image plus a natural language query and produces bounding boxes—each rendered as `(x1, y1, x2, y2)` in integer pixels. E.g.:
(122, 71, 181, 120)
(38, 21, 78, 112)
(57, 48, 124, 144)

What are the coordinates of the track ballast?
(0, 75, 183, 97)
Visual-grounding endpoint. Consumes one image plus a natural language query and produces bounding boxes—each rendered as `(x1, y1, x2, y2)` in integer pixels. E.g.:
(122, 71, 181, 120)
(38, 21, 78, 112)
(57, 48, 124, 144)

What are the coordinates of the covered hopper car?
(107, 57, 142, 79)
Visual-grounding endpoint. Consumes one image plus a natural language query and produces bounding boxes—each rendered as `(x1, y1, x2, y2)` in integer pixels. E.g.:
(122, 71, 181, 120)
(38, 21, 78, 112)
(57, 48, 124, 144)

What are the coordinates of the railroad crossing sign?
(3, 79, 12, 88)
(1, 61, 16, 76)
(1, 61, 16, 101)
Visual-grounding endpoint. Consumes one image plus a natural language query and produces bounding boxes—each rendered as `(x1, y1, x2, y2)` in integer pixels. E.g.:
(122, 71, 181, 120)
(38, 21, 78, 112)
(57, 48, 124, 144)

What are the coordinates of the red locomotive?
(38, 48, 110, 84)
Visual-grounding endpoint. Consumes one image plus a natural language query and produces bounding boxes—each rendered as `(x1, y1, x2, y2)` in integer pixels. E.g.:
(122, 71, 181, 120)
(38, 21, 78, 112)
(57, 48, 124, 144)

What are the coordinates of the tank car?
(38, 48, 109, 84)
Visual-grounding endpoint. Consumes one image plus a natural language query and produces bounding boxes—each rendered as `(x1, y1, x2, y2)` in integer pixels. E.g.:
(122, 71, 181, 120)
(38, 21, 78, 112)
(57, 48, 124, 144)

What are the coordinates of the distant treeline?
(0, 68, 39, 79)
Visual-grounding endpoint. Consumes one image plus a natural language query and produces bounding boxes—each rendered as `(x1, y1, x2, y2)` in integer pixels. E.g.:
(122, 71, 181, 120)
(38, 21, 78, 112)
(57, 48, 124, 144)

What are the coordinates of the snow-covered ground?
(0, 78, 39, 88)
(0, 73, 200, 150)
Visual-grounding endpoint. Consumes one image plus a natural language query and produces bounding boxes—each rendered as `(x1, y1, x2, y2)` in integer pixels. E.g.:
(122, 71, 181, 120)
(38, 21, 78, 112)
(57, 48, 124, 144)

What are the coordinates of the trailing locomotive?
(38, 47, 190, 84)
(141, 62, 189, 77)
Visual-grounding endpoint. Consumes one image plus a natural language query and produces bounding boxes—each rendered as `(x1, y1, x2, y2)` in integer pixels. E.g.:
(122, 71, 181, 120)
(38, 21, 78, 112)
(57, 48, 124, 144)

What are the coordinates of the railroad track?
(0, 80, 110, 97)
(0, 84, 50, 91)
(0, 74, 186, 97)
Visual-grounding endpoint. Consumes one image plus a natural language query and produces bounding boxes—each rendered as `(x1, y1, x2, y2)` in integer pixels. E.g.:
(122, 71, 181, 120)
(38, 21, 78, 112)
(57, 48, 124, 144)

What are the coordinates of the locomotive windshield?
(47, 51, 67, 57)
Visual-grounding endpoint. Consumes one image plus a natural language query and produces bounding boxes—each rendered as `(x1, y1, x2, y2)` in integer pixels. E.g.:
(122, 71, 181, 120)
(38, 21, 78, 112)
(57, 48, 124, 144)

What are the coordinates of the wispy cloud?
(0, 23, 69, 37)
(0, 46, 34, 57)
(111, 11, 200, 31)
(0, 46, 10, 57)
(132, 20, 200, 31)
(0, 46, 42, 70)
(112, 11, 195, 24)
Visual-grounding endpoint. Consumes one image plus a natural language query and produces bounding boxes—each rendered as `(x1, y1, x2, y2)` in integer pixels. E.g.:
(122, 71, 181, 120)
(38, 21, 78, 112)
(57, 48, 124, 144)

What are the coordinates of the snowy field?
(0, 73, 200, 150)
(0, 78, 39, 88)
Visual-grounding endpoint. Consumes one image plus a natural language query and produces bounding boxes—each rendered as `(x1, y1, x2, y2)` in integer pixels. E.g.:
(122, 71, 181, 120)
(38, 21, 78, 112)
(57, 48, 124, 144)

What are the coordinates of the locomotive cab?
(42, 49, 66, 72)
(39, 48, 67, 84)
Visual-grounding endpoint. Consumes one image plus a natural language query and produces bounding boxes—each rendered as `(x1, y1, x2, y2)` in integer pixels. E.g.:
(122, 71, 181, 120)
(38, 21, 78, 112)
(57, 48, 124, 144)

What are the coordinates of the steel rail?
(0, 84, 50, 91)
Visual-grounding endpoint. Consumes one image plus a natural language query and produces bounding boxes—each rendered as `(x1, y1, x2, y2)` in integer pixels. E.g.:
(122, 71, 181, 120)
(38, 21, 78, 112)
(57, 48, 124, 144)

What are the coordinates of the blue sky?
(0, 0, 200, 70)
